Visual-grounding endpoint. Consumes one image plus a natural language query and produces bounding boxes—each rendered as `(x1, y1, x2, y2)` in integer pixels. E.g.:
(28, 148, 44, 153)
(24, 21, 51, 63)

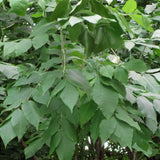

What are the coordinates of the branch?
(60, 27, 66, 76)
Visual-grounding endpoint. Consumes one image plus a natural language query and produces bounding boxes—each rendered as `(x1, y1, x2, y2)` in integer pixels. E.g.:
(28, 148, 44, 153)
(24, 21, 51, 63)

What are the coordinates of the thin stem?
(60, 28, 66, 76)
(133, 151, 137, 160)
(139, 46, 146, 59)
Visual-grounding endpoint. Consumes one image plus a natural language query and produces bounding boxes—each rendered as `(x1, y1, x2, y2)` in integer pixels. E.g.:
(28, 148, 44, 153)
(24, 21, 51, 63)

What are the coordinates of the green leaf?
(11, 109, 28, 141)
(115, 107, 141, 131)
(25, 138, 44, 159)
(130, 14, 154, 32)
(68, 23, 84, 42)
(49, 132, 61, 155)
(89, 0, 114, 19)
(153, 72, 160, 82)
(92, 80, 119, 119)
(3, 42, 16, 57)
(33, 89, 50, 105)
(48, 80, 66, 106)
(15, 39, 32, 56)
(0, 121, 16, 147)
(143, 74, 160, 94)
(9, 0, 29, 16)
(90, 110, 104, 143)
(69, 16, 83, 26)
(113, 120, 133, 149)
(101, 78, 126, 97)
(79, 101, 97, 126)
(133, 130, 152, 157)
(124, 59, 147, 72)
(137, 96, 156, 121)
(40, 70, 61, 94)
(66, 69, 91, 93)
(51, 0, 71, 20)
(145, 3, 157, 14)
(153, 100, 160, 114)
(152, 29, 160, 39)
(100, 65, 114, 79)
(0, 63, 19, 79)
(94, 24, 123, 52)
(60, 83, 79, 112)
(22, 101, 41, 129)
(125, 41, 135, 51)
(99, 117, 117, 145)
(56, 133, 75, 160)
(32, 33, 49, 50)
(114, 67, 128, 84)
(70, 0, 88, 15)
(146, 118, 157, 133)
(4, 87, 33, 105)
(122, 0, 137, 13)
(42, 118, 59, 142)
(79, 30, 94, 56)
(83, 14, 101, 24)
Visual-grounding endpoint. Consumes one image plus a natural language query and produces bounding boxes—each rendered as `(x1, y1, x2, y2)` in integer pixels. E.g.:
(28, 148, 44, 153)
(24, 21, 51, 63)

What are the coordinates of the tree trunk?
(95, 137, 104, 160)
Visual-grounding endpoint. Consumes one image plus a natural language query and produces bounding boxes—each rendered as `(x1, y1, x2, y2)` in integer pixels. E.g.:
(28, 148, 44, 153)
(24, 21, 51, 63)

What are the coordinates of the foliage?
(0, 0, 160, 159)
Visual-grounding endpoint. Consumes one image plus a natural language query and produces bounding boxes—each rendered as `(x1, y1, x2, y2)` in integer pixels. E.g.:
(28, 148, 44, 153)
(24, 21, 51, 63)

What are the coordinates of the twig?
(60, 27, 66, 76)
(139, 46, 146, 59)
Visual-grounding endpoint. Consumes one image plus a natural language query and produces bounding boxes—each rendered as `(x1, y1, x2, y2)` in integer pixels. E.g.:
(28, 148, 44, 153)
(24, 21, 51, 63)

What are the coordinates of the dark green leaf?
(80, 101, 97, 126)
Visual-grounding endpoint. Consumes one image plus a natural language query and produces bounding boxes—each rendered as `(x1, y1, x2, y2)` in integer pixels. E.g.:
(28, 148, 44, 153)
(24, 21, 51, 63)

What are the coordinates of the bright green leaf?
(122, 0, 137, 13)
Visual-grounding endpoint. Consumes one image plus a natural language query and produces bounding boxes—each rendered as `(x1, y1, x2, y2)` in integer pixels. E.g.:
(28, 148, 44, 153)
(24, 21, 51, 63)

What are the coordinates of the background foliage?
(0, 0, 160, 159)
